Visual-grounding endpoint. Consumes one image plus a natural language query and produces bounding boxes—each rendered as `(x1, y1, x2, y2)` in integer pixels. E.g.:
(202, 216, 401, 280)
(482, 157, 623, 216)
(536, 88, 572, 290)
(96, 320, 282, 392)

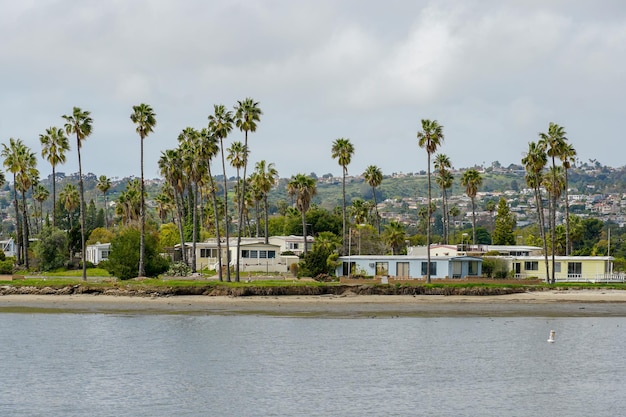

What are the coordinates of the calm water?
(1, 313, 624, 416)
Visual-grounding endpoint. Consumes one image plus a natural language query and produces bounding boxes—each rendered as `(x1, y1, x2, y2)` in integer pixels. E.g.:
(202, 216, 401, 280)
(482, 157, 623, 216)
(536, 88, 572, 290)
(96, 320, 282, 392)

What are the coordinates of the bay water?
(1, 313, 624, 416)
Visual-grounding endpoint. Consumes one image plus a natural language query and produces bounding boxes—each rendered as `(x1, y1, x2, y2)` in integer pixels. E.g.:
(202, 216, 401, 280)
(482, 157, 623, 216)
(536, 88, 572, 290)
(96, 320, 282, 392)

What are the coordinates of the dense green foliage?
(105, 227, 169, 279)
(32, 226, 69, 271)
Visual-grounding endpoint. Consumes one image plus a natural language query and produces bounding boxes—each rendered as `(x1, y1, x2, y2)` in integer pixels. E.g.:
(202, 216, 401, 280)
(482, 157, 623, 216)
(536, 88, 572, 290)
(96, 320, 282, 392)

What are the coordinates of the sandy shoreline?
(2, 290, 626, 316)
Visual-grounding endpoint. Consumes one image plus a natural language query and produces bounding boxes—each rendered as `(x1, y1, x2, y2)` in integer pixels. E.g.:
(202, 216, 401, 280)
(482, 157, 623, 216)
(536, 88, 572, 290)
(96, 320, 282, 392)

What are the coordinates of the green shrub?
(32, 226, 69, 272)
(0, 259, 13, 274)
(166, 262, 191, 277)
(105, 227, 170, 280)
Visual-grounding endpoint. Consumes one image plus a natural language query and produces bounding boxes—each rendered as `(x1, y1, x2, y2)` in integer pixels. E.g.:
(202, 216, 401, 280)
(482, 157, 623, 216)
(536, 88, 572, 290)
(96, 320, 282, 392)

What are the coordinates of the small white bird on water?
(547, 330, 556, 343)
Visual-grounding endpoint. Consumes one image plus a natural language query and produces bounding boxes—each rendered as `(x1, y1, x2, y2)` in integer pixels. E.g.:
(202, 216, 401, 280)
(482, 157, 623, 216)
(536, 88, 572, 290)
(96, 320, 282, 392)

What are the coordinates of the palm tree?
(59, 183, 80, 229)
(331, 138, 354, 255)
(253, 160, 278, 244)
(198, 127, 223, 280)
(559, 142, 577, 255)
(363, 165, 383, 234)
(178, 127, 204, 273)
(287, 174, 317, 255)
(539, 122, 567, 284)
(208, 104, 234, 281)
(434, 153, 452, 243)
(349, 199, 369, 225)
(39, 126, 70, 227)
(33, 184, 50, 233)
(130, 103, 157, 278)
(383, 221, 406, 255)
(62, 106, 93, 281)
(234, 98, 262, 281)
(460, 169, 482, 245)
(96, 175, 112, 229)
(2, 138, 25, 264)
(159, 149, 187, 265)
(448, 205, 460, 243)
(522, 141, 550, 282)
(543, 165, 566, 283)
(417, 119, 444, 283)
(14, 145, 37, 268)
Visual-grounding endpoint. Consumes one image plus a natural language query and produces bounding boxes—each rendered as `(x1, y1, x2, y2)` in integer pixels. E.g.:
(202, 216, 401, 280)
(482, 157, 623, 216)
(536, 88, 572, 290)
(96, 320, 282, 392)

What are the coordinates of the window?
(468, 261, 478, 276)
(241, 250, 250, 258)
(200, 248, 217, 258)
(250, 250, 258, 259)
(524, 261, 539, 271)
(554, 262, 561, 273)
(568, 262, 582, 276)
(375, 262, 389, 276)
(288, 242, 299, 250)
(268, 251, 276, 259)
(259, 250, 267, 258)
(101, 250, 109, 259)
(421, 262, 437, 276)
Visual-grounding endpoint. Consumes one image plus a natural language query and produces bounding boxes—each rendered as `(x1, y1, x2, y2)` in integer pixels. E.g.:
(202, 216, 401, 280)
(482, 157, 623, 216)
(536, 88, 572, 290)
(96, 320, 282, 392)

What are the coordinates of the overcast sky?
(1, 0, 625, 182)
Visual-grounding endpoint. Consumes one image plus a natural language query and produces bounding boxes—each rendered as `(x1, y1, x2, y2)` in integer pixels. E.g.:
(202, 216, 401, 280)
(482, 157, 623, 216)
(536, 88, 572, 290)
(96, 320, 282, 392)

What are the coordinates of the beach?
(1, 289, 626, 316)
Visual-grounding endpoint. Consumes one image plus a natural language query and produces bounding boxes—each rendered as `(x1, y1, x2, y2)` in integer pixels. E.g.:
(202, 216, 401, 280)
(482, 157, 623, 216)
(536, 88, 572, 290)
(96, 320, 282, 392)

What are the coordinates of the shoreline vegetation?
(2, 277, 626, 316)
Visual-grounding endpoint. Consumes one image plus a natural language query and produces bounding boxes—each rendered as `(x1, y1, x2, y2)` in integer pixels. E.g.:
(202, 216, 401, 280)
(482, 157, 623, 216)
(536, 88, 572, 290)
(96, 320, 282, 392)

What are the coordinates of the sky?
(1, 0, 625, 182)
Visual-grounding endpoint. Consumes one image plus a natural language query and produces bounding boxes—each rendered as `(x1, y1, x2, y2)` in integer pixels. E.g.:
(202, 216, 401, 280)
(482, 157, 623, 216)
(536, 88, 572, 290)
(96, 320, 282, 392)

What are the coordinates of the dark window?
(421, 262, 437, 275)
(524, 261, 538, 271)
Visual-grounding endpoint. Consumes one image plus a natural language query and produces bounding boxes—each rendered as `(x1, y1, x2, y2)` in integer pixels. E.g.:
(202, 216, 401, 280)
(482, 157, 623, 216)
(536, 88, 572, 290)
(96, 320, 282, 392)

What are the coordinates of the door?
(396, 262, 409, 278)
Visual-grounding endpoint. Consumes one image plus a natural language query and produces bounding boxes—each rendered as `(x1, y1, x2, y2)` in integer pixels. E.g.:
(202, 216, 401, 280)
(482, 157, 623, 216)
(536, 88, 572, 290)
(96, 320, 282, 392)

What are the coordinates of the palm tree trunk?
(372, 186, 380, 235)
(551, 194, 557, 284)
(52, 166, 57, 227)
(342, 168, 346, 255)
(21, 192, 29, 269)
(264, 195, 269, 245)
(471, 198, 477, 245)
(219, 138, 231, 282)
(564, 169, 571, 255)
(104, 191, 108, 229)
(206, 163, 222, 281)
(77, 144, 87, 281)
(302, 210, 308, 256)
(139, 136, 146, 277)
(174, 189, 187, 265)
(191, 184, 198, 273)
(534, 184, 550, 283)
(426, 154, 432, 284)
(12, 175, 21, 265)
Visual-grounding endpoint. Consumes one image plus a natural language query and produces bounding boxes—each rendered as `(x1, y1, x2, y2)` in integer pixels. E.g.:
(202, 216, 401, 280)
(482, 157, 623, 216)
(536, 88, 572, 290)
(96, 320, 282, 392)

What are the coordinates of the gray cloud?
(1, 0, 625, 182)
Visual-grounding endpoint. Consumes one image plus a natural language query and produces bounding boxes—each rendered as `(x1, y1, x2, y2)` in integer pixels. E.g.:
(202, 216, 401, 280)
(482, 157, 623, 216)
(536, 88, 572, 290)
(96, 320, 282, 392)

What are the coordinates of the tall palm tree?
(179, 127, 204, 273)
(331, 138, 354, 255)
(96, 175, 112, 229)
(33, 184, 49, 233)
(253, 160, 278, 244)
(2, 138, 25, 264)
(62, 106, 93, 281)
(39, 126, 70, 227)
(543, 166, 566, 283)
(208, 104, 234, 281)
(287, 174, 317, 255)
(434, 153, 452, 243)
(130, 103, 157, 278)
(559, 142, 577, 255)
(460, 168, 482, 245)
(234, 98, 262, 281)
(363, 165, 383, 234)
(522, 141, 550, 281)
(417, 119, 444, 283)
(198, 127, 223, 280)
(159, 149, 187, 265)
(14, 146, 37, 269)
(539, 122, 567, 284)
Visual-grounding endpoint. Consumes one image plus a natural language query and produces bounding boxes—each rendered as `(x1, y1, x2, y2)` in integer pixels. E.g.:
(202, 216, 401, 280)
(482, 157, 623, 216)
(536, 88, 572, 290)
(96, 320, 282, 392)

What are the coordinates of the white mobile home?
(336, 255, 482, 279)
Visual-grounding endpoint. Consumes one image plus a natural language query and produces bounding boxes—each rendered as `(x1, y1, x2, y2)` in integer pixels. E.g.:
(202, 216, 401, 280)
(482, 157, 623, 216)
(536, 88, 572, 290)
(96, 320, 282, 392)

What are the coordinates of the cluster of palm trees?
(0, 108, 93, 273)
(522, 122, 576, 283)
(155, 99, 275, 282)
